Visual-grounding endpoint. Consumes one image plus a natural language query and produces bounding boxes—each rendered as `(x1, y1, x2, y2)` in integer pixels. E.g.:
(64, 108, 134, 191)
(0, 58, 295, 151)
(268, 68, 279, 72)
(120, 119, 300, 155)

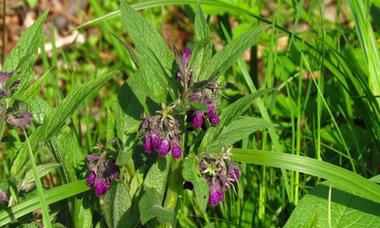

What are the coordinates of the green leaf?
(191, 4, 212, 80)
(370, 175, 380, 184)
(285, 183, 380, 228)
(27, 97, 51, 125)
(53, 129, 85, 182)
(19, 163, 60, 191)
(3, 13, 48, 98)
(0, 180, 90, 226)
(103, 182, 132, 228)
(10, 70, 117, 181)
(199, 25, 269, 80)
(73, 196, 93, 228)
(200, 90, 267, 150)
(143, 157, 170, 196)
(232, 149, 380, 203)
(120, 0, 175, 102)
(138, 188, 160, 224)
(206, 117, 276, 152)
(138, 188, 174, 225)
(182, 154, 209, 211)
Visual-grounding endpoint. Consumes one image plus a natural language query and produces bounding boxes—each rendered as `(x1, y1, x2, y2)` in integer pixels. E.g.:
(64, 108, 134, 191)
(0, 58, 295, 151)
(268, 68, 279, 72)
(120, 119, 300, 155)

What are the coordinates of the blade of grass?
(349, 0, 380, 103)
(0, 180, 90, 226)
(24, 129, 52, 228)
(231, 148, 380, 203)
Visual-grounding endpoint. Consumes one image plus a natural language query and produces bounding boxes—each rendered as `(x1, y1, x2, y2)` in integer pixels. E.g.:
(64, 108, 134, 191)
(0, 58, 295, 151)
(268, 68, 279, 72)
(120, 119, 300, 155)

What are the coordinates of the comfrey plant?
(96, 3, 271, 226)
(0, 2, 271, 227)
(139, 47, 221, 160)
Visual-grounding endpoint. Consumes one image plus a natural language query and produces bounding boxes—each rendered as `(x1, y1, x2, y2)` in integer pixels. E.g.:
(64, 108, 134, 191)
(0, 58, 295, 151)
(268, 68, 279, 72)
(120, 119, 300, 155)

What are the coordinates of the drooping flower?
(205, 100, 220, 126)
(198, 148, 240, 206)
(159, 138, 170, 156)
(86, 152, 119, 196)
(170, 137, 182, 158)
(139, 105, 182, 159)
(192, 110, 204, 129)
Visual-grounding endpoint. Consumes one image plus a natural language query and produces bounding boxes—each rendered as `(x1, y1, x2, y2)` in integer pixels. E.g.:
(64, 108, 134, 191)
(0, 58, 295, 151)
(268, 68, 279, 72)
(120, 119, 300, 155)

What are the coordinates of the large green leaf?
(19, 163, 60, 191)
(3, 12, 48, 98)
(120, 0, 175, 102)
(285, 183, 380, 228)
(200, 91, 267, 151)
(138, 188, 174, 225)
(103, 182, 132, 228)
(143, 157, 170, 196)
(0, 180, 90, 226)
(206, 117, 276, 153)
(232, 149, 380, 203)
(191, 5, 212, 80)
(10, 70, 117, 181)
(199, 25, 269, 80)
(182, 154, 209, 211)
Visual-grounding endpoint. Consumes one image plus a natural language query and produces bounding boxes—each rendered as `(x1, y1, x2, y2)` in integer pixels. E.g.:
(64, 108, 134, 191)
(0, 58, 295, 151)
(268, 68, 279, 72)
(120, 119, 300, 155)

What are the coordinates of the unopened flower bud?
(206, 101, 220, 126)
(158, 138, 170, 156)
(94, 179, 110, 196)
(192, 111, 204, 129)
(86, 171, 96, 186)
(143, 136, 153, 153)
(170, 140, 182, 158)
(151, 133, 161, 150)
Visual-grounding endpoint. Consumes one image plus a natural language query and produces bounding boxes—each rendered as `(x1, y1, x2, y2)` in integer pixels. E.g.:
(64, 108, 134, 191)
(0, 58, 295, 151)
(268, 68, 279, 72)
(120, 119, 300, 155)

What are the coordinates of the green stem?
(24, 129, 52, 228)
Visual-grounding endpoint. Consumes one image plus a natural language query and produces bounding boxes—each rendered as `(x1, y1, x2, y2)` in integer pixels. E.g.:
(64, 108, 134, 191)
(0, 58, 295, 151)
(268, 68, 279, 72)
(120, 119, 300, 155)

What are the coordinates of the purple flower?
(170, 139, 182, 158)
(208, 189, 225, 206)
(0, 71, 14, 84)
(159, 138, 170, 156)
(94, 179, 110, 196)
(143, 135, 153, 153)
(182, 48, 192, 66)
(192, 110, 204, 129)
(229, 162, 240, 181)
(86, 152, 120, 196)
(151, 133, 161, 150)
(198, 149, 239, 206)
(206, 101, 220, 126)
(86, 171, 96, 186)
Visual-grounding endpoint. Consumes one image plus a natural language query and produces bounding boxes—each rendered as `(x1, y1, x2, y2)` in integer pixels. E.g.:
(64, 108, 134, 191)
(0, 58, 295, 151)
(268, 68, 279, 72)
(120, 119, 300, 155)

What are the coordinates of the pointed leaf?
(199, 25, 269, 80)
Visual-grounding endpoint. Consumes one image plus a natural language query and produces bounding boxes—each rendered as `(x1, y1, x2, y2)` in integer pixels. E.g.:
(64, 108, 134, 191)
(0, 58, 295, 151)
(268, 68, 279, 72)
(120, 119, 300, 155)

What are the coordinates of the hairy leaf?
(103, 182, 132, 228)
(120, 0, 175, 102)
(182, 154, 209, 211)
(199, 25, 269, 80)
(19, 163, 60, 191)
(285, 183, 380, 228)
(206, 117, 276, 152)
(3, 13, 48, 98)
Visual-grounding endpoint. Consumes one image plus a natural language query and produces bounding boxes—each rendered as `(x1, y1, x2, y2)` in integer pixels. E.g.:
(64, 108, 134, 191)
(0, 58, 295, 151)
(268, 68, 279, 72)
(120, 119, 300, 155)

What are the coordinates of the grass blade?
(0, 180, 90, 226)
(232, 148, 380, 203)
(24, 130, 52, 228)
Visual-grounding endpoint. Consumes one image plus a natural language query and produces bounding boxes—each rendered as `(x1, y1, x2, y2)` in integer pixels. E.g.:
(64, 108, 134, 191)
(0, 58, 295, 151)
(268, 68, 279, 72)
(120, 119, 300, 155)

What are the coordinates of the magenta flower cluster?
(190, 93, 220, 129)
(86, 152, 120, 196)
(198, 149, 240, 205)
(140, 114, 182, 158)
